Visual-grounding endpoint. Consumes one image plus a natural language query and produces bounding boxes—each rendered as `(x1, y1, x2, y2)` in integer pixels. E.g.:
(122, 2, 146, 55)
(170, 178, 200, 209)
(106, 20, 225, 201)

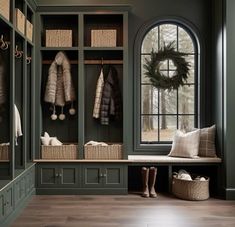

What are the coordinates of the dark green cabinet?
(14, 178, 25, 207)
(82, 164, 127, 189)
(0, 185, 14, 222)
(37, 164, 80, 188)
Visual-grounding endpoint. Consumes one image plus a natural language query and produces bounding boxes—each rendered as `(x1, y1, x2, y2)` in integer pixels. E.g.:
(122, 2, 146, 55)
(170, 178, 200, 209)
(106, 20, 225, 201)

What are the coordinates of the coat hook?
(101, 57, 104, 66)
(0, 34, 9, 50)
(26, 56, 31, 64)
(15, 45, 23, 58)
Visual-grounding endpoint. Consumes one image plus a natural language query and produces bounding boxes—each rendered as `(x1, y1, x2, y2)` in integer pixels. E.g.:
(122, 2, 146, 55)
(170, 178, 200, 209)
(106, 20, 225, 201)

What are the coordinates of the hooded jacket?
(100, 66, 122, 125)
(44, 51, 76, 106)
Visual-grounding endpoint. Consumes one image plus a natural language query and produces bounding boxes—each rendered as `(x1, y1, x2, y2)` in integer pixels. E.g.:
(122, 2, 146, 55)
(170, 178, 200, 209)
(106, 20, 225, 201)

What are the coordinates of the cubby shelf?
(40, 47, 79, 51)
(84, 47, 124, 51)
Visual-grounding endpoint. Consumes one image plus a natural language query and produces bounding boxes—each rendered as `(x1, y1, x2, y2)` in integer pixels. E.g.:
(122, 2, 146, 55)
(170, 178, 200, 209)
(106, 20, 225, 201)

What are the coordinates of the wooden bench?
(128, 155, 222, 192)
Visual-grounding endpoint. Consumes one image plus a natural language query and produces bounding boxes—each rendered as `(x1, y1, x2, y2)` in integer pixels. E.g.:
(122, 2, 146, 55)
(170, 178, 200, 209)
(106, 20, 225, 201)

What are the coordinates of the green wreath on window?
(144, 42, 190, 91)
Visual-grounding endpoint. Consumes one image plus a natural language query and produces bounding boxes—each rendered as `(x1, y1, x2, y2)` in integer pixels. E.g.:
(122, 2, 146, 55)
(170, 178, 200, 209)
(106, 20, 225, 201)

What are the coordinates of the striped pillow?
(199, 125, 217, 157)
(168, 130, 200, 158)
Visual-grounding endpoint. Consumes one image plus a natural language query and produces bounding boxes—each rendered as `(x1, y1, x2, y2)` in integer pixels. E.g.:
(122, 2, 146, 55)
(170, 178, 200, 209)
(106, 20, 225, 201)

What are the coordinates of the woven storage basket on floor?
(41, 144, 77, 160)
(84, 143, 123, 160)
(0, 0, 10, 21)
(0, 145, 9, 160)
(172, 175, 210, 201)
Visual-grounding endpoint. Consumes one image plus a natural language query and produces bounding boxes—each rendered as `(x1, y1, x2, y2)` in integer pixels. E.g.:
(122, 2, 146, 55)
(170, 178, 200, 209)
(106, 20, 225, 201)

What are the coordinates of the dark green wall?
(225, 0, 235, 199)
(36, 0, 235, 198)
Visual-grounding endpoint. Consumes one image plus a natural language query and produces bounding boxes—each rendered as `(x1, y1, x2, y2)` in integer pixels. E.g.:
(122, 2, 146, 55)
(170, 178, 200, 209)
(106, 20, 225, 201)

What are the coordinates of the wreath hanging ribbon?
(144, 42, 190, 91)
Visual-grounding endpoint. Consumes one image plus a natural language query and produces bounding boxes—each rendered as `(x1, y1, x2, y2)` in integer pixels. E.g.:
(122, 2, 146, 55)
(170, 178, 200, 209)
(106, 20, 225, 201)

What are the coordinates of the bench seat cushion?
(128, 155, 222, 163)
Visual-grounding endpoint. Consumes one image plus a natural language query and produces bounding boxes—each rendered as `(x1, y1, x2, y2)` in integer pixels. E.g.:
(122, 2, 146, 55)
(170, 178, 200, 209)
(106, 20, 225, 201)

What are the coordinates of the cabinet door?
(57, 165, 80, 188)
(37, 165, 59, 188)
(4, 186, 14, 218)
(0, 192, 4, 222)
(82, 165, 103, 188)
(103, 164, 126, 188)
(29, 168, 35, 190)
(14, 179, 21, 206)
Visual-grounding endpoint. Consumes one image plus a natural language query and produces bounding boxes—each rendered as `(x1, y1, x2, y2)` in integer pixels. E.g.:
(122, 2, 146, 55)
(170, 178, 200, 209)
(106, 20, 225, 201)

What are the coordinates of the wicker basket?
(26, 20, 33, 42)
(41, 144, 77, 160)
(45, 30, 72, 47)
(15, 9, 25, 34)
(91, 29, 117, 47)
(0, 144, 9, 160)
(0, 0, 10, 21)
(172, 175, 210, 201)
(84, 143, 123, 160)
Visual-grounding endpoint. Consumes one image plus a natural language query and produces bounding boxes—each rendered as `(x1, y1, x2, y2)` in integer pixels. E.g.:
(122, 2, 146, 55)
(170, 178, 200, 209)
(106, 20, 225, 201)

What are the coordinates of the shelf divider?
(42, 59, 123, 65)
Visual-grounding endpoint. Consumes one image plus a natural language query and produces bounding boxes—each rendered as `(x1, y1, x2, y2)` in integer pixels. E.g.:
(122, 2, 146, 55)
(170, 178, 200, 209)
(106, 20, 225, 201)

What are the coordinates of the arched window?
(136, 22, 199, 149)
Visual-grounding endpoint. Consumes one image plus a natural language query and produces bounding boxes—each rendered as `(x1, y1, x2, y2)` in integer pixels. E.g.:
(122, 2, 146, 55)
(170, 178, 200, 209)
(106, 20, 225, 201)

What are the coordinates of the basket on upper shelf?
(84, 143, 123, 160)
(41, 144, 78, 160)
(15, 8, 25, 34)
(172, 174, 210, 201)
(91, 29, 117, 47)
(26, 20, 33, 42)
(0, 0, 10, 21)
(45, 29, 73, 47)
(0, 144, 9, 160)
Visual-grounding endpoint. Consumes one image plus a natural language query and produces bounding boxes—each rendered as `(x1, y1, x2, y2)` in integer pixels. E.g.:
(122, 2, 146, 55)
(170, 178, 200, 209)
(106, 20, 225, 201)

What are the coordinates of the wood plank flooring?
(11, 194, 235, 227)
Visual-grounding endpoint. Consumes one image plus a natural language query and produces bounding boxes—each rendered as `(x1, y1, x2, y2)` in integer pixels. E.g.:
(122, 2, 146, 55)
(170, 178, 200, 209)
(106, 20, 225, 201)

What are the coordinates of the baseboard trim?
(36, 188, 128, 195)
(2, 188, 35, 227)
(225, 188, 235, 200)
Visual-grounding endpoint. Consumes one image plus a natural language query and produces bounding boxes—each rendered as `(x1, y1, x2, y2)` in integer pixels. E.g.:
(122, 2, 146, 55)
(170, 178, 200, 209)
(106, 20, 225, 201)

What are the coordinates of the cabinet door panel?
(82, 165, 103, 188)
(103, 165, 125, 188)
(14, 179, 21, 206)
(37, 165, 59, 188)
(59, 165, 79, 188)
(0, 193, 4, 221)
(4, 186, 14, 217)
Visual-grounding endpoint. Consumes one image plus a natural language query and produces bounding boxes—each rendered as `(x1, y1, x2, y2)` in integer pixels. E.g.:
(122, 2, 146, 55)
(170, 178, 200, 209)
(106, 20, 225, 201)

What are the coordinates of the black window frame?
(134, 18, 201, 154)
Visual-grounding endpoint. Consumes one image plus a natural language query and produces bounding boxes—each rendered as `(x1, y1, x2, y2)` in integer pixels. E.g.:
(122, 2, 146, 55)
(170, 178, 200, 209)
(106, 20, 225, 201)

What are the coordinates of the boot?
(149, 167, 157, 198)
(141, 167, 149, 198)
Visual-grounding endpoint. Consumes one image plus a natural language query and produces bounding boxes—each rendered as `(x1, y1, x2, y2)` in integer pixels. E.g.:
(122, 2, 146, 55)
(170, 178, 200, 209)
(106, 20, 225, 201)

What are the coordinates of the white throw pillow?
(168, 129, 200, 158)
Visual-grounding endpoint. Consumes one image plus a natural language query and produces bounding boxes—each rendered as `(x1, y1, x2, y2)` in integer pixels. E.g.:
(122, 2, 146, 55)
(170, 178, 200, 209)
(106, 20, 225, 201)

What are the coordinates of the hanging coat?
(14, 104, 23, 145)
(44, 51, 76, 106)
(100, 66, 122, 125)
(0, 53, 6, 106)
(93, 68, 104, 119)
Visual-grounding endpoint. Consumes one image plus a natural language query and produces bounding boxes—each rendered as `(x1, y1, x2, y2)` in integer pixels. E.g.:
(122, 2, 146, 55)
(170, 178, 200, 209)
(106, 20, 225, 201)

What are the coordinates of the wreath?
(144, 42, 190, 91)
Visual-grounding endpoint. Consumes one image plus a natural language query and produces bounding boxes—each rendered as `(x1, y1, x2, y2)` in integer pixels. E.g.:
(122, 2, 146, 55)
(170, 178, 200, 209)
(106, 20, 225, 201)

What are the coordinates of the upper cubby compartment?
(14, 0, 26, 37)
(84, 14, 123, 48)
(26, 5, 34, 44)
(0, 0, 12, 24)
(40, 15, 78, 48)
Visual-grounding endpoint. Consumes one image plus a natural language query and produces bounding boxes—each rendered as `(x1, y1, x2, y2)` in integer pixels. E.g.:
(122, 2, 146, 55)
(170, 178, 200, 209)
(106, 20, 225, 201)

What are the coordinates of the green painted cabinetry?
(0, 164, 35, 226)
(37, 164, 80, 188)
(36, 163, 127, 194)
(0, 185, 14, 223)
(82, 164, 127, 189)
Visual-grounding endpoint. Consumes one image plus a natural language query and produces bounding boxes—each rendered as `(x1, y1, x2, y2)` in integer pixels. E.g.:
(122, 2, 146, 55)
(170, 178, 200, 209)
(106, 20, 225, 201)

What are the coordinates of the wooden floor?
(11, 194, 235, 227)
